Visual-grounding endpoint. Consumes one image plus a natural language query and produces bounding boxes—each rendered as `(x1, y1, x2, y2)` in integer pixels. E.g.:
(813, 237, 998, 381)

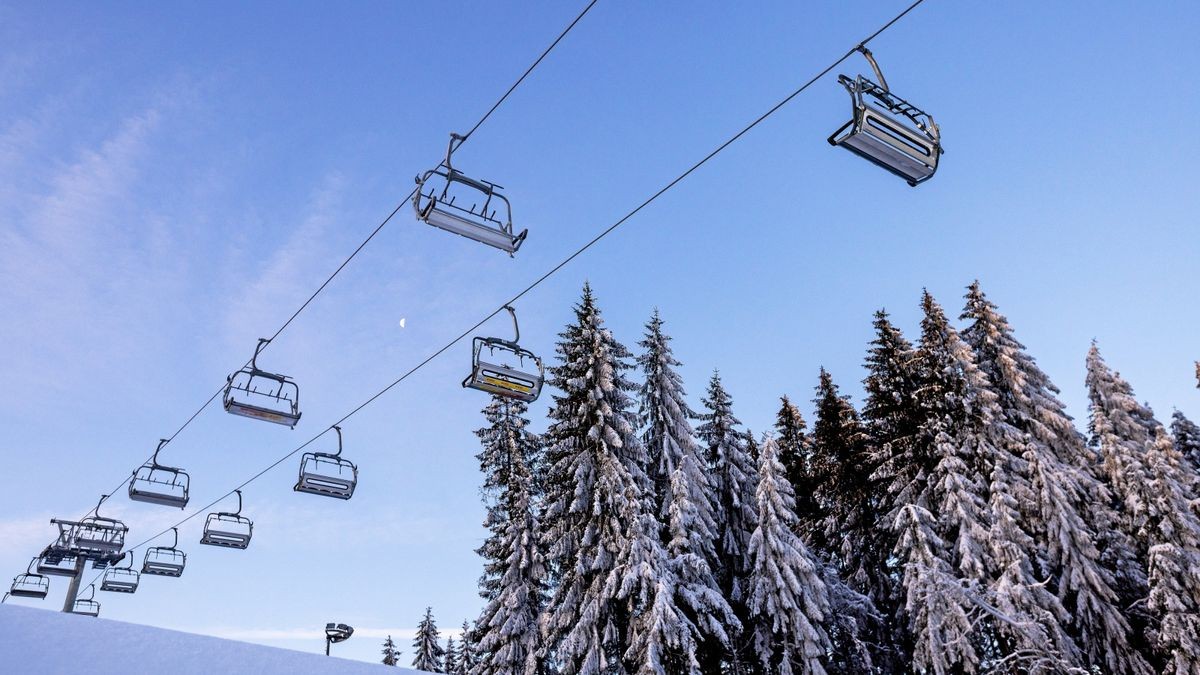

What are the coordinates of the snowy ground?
(0, 604, 422, 674)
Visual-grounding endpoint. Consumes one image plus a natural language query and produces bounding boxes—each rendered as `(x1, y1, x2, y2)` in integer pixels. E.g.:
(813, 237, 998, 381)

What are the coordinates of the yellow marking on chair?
(483, 376, 532, 393)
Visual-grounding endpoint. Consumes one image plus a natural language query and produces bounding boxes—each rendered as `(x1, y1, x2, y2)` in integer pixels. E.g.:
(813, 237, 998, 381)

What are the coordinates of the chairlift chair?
(100, 552, 140, 594)
(295, 426, 358, 500)
(224, 339, 302, 428)
(828, 46, 941, 186)
(70, 584, 100, 617)
(129, 439, 190, 508)
(142, 528, 186, 577)
(414, 133, 527, 255)
(200, 490, 253, 549)
(36, 548, 78, 577)
(9, 558, 50, 599)
(463, 306, 544, 402)
(72, 495, 128, 558)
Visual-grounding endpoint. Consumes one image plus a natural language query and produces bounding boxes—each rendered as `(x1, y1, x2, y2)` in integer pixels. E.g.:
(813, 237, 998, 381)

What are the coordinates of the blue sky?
(2, 0, 1198, 664)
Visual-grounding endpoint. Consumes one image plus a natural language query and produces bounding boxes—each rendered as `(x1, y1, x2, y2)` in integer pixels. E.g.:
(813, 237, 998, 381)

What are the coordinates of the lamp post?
(325, 622, 354, 656)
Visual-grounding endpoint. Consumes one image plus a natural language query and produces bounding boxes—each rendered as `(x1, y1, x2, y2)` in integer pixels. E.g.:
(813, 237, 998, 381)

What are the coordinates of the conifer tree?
(892, 502, 979, 675)
(1086, 345, 1157, 565)
(859, 309, 923, 669)
(1088, 347, 1200, 670)
(887, 294, 995, 673)
(810, 369, 873, 578)
(963, 283, 1148, 673)
(637, 311, 739, 672)
(637, 309, 698, 514)
(774, 396, 819, 542)
(445, 637, 460, 674)
(746, 435, 832, 675)
(413, 607, 446, 673)
(538, 284, 688, 674)
(458, 620, 478, 673)
(919, 291, 1080, 670)
(473, 396, 545, 675)
(382, 635, 401, 666)
(1143, 431, 1200, 674)
(697, 371, 758, 669)
(1171, 410, 1200, 477)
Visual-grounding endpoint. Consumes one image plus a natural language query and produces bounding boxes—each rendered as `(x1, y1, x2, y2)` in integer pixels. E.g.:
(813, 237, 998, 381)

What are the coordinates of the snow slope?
(0, 604, 422, 674)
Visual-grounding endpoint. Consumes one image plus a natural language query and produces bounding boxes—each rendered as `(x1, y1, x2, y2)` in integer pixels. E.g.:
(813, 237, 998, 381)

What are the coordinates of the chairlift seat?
(142, 547, 186, 577)
(200, 513, 253, 549)
(414, 180, 527, 254)
(829, 75, 940, 186)
(37, 553, 78, 577)
(413, 133, 527, 255)
(70, 599, 100, 617)
(72, 517, 128, 557)
(463, 338, 544, 403)
(129, 463, 190, 509)
(224, 369, 301, 428)
(10, 573, 49, 599)
(100, 567, 139, 594)
(295, 453, 358, 500)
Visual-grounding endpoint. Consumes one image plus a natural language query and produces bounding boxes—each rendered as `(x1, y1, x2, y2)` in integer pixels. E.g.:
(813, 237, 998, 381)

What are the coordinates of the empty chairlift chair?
(71, 495, 128, 559)
(142, 527, 186, 577)
(128, 439, 190, 509)
(36, 548, 78, 578)
(200, 490, 253, 550)
(100, 552, 139, 594)
(463, 305, 544, 403)
(828, 46, 942, 186)
(413, 133, 527, 255)
(224, 338, 301, 428)
(9, 558, 50, 599)
(295, 426, 358, 500)
(70, 584, 100, 617)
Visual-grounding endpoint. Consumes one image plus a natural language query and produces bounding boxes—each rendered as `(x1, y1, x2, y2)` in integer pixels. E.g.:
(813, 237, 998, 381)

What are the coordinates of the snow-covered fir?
(471, 396, 545, 675)
(381, 635, 401, 667)
(962, 282, 1149, 674)
(745, 434, 831, 675)
(412, 607, 446, 673)
(637, 310, 739, 672)
(537, 284, 689, 674)
(697, 371, 759, 670)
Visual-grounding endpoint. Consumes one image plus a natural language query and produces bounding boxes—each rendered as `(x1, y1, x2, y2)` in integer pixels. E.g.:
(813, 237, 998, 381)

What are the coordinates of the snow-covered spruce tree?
(382, 635, 401, 666)
(637, 310, 739, 672)
(445, 637, 460, 674)
(1086, 345, 1158, 562)
(890, 293, 995, 673)
(892, 502, 979, 675)
(809, 369, 874, 580)
(538, 284, 691, 674)
(1088, 347, 1200, 671)
(746, 434, 832, 675)
(472, 396, 546, 675)
(697, 371, 758, 669)
(962, 283, 1149, 674)
(920, 291, 1083, 671)
(860, 309, 924, 670)
(458, 621, 478, 674)
(1143, 430, 1200, 674)
(637, 309, 697, 514)
(413, 607, 446, 673)
(774, 396, 819, 541)
(1170, 410, 1200, 479)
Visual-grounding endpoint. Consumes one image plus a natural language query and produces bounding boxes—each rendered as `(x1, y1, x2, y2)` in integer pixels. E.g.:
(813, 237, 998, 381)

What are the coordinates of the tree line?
(392, 281, 1200, 674)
